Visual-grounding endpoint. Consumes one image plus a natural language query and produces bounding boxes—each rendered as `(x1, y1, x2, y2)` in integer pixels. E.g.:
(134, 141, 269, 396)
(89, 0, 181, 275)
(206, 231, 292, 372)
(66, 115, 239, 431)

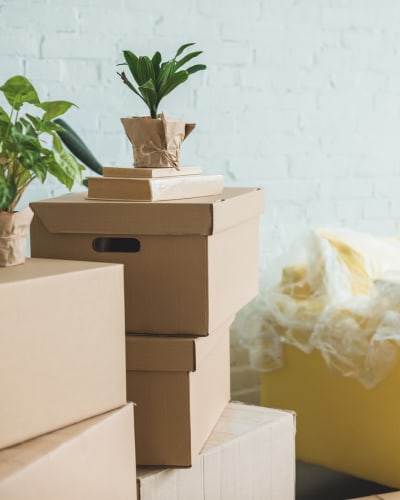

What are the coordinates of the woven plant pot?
(121, 115, 195, 168)
(0, 207, 33, 267)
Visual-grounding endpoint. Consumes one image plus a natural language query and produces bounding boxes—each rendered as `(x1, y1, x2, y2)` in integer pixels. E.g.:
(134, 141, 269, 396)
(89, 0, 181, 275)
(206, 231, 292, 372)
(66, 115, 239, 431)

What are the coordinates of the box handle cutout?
(92, 237, 141, 253)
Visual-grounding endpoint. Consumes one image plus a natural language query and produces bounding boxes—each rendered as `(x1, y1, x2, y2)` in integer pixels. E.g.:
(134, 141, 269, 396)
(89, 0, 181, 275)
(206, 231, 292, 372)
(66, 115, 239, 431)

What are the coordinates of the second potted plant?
(0, 75, 84, 266)
(117, 43, 206, 168)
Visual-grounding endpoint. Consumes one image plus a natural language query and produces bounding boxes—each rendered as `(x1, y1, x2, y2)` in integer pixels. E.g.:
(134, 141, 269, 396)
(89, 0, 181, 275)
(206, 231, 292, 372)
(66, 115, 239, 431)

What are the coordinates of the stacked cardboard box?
(30, 187, 265, 466)
(0, 258, 137, 499)
(29, 187, 296, 497)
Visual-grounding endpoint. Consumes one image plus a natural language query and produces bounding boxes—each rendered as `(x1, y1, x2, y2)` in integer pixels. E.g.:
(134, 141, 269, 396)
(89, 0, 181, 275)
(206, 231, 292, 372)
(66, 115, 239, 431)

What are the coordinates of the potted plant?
(117, 42, 206, 168)
(0, 75, 84, 267)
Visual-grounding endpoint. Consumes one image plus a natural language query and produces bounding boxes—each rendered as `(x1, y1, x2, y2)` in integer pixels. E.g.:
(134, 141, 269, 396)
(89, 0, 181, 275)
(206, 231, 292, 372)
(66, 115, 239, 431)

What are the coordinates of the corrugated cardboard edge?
(30, 187, 264, 236)
(211, 187, 265, 234)
(125, 318, 232, 372)
(0, 404, 136, 500)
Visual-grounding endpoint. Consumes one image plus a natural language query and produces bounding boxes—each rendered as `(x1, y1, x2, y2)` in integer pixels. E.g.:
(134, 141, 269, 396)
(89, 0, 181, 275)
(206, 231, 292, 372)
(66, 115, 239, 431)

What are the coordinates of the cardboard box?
(30, 187, 264, 335)
(0, 258, 126, 450)
(261, 344, 400, 488)
(0, 404, 137, 500)
(126, 319, 231, 466)
(136, 402, 296, 500)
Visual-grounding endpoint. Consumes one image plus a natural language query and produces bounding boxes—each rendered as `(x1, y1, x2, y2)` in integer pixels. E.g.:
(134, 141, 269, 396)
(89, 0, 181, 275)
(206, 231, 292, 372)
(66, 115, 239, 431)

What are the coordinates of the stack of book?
(87, 166, 224, 202)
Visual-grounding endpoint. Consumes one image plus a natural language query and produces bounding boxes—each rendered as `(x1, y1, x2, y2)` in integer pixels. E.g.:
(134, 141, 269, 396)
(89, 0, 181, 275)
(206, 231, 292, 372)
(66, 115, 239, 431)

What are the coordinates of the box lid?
(0, 257, 123, 286)
(30, 187, 264, 236)
(125, 318, 231, 372)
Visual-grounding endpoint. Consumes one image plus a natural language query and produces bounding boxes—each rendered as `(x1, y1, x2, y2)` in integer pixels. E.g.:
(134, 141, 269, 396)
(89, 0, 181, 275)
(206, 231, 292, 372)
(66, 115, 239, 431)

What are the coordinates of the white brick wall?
(3, 0, 400, 403)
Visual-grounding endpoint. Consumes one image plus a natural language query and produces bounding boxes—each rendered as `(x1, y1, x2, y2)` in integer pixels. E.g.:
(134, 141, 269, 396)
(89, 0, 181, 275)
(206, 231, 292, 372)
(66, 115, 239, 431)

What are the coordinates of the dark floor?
(296, 462, 396, 500)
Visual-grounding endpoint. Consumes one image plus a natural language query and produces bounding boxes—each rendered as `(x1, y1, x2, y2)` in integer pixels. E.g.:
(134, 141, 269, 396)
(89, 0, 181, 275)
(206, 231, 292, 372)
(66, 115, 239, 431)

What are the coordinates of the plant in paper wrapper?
(117, 43, 206, 168)
(0, 75, 84, 267)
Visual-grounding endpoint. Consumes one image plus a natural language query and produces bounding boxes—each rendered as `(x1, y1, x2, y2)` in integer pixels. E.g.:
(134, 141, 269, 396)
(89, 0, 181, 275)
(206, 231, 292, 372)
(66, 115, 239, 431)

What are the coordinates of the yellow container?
(261, 344, 400, 488)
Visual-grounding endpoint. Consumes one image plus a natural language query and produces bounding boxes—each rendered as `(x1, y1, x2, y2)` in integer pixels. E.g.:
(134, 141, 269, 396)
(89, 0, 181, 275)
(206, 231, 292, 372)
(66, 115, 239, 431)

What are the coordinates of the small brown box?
(30, 187, 264, 335)
(126, 319, 231, 466)
(0, 258, 126, 450)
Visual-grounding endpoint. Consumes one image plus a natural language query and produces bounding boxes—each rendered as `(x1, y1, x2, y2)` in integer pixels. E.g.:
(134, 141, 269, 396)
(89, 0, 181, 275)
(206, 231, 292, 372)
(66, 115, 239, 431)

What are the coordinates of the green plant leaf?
(117, 71, 146, 103)
(119, 43, 206, 117)
(37, 100, 76, 121)
(175, 51, 203, 70)
(0, 106, 11, 124)
(139, 79, 157, 117)
(123, 50, 140, 84)
(158, 71, 189, 102)
(156, 60, 176, 94)
(175, 43, 195, 58)
(26, 114, 63, 134)
(50, 133, 84, 189)
(136, 56, 155, 85)
(151, 51, 162, 79)
(186, 64, 207, 75)
(0, 75, 39, 111)
(54, 118, 103, 175)
(0, 175, 16, 211)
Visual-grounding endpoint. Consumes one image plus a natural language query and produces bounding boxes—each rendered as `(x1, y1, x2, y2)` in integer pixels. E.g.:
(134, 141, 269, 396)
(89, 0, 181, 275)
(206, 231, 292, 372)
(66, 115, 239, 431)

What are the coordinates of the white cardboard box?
(136, 402, 296, 500)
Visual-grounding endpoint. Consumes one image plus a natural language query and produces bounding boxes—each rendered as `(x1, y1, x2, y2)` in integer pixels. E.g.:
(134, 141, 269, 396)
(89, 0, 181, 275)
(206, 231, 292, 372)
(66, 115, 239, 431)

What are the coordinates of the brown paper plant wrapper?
(121, 114, 195, 168)
(0, 207, 33, 267)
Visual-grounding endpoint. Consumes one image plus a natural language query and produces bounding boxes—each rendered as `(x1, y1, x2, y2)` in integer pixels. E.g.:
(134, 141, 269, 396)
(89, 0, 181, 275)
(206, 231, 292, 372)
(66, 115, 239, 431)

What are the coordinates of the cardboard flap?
(126, 335, 196, 372)
(30, 188, 264, 236)
(0, 404, 134, 482)
(125, 318, 232, 373)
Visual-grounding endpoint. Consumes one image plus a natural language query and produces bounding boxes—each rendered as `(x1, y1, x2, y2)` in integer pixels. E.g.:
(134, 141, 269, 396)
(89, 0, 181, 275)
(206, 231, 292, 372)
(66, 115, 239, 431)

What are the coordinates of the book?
(102, 166, 202, 179)
(87, 174, 224, 202)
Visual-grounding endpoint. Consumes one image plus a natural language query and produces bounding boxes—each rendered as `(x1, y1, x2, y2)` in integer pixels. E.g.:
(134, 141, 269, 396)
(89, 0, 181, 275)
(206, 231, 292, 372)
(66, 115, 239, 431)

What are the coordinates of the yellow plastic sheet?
(235, 228, 400, 388)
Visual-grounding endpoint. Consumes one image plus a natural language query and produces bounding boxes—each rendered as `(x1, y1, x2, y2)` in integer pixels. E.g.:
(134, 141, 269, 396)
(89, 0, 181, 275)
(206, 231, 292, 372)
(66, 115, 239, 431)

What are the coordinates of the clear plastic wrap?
(233, 228, 400, 388)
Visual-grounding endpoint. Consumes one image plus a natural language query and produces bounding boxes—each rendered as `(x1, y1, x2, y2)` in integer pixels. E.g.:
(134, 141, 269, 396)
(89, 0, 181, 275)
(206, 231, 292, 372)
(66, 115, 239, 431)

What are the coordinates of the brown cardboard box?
(30, 187, 264, 335)
(0, 258, 126, 450)
(126, 319, 231, 466)
(136, 402, 296, 500)
(0, 404, 137, 500)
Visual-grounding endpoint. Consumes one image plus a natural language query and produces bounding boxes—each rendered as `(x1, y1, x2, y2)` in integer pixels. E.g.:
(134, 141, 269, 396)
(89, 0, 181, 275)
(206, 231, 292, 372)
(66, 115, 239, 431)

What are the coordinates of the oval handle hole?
(92, 237, 141, 253)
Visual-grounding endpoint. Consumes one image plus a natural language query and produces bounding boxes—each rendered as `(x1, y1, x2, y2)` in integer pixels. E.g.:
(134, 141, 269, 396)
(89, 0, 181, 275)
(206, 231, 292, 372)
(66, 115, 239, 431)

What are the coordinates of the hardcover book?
(87, 174, 224, 202)
(102, 166, 202, 178)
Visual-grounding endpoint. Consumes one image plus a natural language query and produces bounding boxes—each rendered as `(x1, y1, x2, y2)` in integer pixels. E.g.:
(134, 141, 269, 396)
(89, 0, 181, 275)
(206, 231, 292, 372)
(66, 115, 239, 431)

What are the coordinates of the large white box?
(136, 402, 296, 500)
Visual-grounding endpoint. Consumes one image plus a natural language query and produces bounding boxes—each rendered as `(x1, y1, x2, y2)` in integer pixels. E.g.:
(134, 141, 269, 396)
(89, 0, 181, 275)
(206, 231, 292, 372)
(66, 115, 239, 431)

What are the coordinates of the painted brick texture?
(2, 0, 400, 402)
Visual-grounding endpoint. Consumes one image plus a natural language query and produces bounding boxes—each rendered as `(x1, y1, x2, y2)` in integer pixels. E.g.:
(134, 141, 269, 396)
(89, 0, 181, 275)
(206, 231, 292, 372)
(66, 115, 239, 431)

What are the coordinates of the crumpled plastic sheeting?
(233, 228, 400, 388)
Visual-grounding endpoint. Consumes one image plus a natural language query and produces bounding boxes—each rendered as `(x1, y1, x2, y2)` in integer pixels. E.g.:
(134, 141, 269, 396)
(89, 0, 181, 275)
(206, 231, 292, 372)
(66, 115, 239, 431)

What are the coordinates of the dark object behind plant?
(54, 118, 103, 176)
(117, 43, 206, 119)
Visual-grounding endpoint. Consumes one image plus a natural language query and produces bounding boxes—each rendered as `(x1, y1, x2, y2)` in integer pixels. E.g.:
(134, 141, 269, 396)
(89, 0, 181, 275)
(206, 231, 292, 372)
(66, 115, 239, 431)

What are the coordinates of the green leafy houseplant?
(117, 43, 206, 168)
(0, 75, 84, 266)
(117, 42, 206, 119)
(0, 75, 84, 213)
